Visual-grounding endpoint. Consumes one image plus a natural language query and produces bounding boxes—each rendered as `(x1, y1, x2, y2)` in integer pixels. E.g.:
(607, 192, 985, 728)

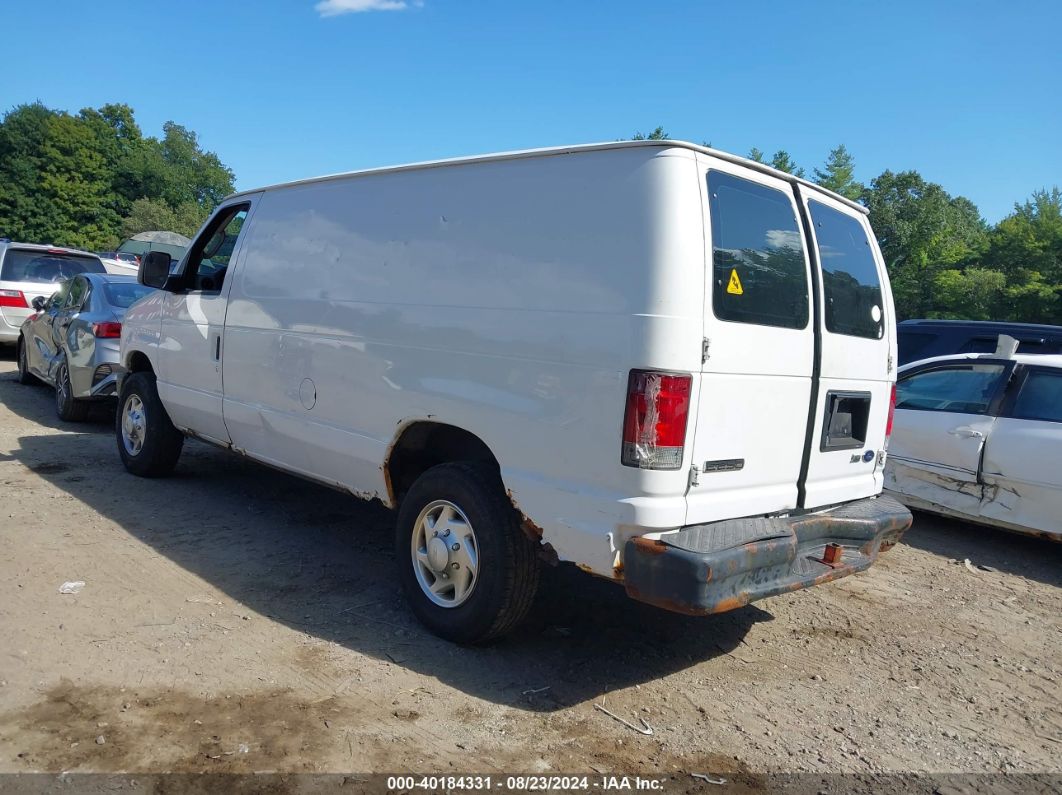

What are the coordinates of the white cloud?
(315, 0, 419, 17)
(765, 229, 801, 250)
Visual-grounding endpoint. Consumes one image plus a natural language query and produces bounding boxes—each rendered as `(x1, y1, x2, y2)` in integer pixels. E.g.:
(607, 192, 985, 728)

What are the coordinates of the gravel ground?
(0, 351, 1058, 790)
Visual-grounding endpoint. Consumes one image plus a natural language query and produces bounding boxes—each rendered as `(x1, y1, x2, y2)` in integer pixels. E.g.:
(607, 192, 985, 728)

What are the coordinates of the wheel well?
(385, 422, 500, 506)
(126, 351, 154, 374)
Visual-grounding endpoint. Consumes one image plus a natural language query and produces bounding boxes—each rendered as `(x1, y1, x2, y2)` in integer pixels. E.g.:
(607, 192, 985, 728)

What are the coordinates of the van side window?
(808, 200, 884, 340)
(184, 205, 249, 292)
(707, 171, 808, 330)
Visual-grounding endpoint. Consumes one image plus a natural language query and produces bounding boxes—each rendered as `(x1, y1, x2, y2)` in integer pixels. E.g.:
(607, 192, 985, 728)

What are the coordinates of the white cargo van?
(117, 141, 912, 642)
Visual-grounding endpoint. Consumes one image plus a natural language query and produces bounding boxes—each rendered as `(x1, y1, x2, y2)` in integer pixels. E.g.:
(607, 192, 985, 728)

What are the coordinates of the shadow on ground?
(1, 367, 775, 712)
(902, 509, 1060, 589)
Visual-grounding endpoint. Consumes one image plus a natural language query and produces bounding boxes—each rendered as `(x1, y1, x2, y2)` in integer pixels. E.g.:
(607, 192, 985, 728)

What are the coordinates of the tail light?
(884, 383, 897, 446)
(621, 370, 692, 470)
(92, 321, 122, 338)
(0, 289, 27, 308)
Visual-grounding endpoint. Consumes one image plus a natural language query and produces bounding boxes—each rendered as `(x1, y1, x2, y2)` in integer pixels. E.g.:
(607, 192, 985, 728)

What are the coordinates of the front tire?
(55, 359, 89, 422)
(16, 336, 40, 386)
(395, 462, 540, 644)
(116, 371, 184, 477)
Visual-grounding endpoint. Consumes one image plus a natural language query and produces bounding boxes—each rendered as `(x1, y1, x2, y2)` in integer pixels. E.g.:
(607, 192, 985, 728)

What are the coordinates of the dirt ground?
(0, 350, 1059, 788)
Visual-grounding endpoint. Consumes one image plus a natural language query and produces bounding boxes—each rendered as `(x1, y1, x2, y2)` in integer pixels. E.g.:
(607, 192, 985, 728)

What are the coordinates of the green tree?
(631, 126, 670, 141)
(862, 170, 988, 319)
(932, 267, 1007, 320)
(0, 101, 235, 250)
(770, 150, 804, 177)
(747, 147, 766, 164)
(121, 198, 207, 240)
(156, 122, 234, 209)
(983, 188, 1062, 323)
(814, 144, 862, 200)
(0, 103, 119, 249)
(0, 103, 56, 242)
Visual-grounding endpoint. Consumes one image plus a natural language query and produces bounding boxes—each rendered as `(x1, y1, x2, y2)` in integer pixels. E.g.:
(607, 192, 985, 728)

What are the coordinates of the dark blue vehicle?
(898, 319, 1062, 366)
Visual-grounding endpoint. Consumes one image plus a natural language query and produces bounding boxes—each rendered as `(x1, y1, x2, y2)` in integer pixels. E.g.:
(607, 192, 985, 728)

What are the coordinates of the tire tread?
(396, 461, 540, 643)
(116, 371, 184, 477)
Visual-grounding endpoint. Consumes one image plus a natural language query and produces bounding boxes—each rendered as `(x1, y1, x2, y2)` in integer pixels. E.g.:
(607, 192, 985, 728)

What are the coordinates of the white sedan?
(885, 344, 1061, 540)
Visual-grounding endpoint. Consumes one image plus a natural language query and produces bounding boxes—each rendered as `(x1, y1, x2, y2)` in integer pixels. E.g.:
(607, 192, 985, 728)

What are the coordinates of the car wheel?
(395, 462, 540, 644)
(16, 336, 40, 386)
(55, 359, 89, 422)
(116, 371, 184, 477)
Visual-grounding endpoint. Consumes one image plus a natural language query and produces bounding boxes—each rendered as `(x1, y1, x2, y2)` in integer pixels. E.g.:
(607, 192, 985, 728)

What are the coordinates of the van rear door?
(686, 157, 815, 522)
(797, 189, 895, 509)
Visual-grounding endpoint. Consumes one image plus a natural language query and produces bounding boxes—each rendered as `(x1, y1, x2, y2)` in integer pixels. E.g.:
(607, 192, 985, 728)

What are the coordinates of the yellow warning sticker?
(727, 269, 744, 295)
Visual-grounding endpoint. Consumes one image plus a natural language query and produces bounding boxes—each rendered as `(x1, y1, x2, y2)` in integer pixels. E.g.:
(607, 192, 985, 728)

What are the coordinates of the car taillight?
(621, 370, 691, 470)
(92, 321, 122, 338)
(884, 383, 897, 446)
(0, 289, 27, 308)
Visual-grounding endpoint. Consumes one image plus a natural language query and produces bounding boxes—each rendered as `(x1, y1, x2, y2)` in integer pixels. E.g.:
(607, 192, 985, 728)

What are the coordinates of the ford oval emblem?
(862, 450, 875, 463)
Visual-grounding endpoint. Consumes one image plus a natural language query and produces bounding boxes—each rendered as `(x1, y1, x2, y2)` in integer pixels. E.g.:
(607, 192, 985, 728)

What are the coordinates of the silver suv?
(0, 242, 107, 344)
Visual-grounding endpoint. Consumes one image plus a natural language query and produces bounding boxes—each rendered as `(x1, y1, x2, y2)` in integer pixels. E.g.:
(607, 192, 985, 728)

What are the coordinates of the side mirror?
(139, 251, 173, 290)
(31, 296, 47, 311)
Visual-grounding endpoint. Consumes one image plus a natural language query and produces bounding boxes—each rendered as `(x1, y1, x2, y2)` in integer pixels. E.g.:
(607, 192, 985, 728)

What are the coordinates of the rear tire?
(116, 371, 184, 477)
(395, 462, 540, 644)
(55, 359, 89, 422)
(16, 336, 40, 386)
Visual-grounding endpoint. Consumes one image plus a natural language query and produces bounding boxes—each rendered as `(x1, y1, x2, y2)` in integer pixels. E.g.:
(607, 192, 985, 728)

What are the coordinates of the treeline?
(0, 102, 234, 250)
(0, 105, 1057, 325)
(634, 127, 1061, 324)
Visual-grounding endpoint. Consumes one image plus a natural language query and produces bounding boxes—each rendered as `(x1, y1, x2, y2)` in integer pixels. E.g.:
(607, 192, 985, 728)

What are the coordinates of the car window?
(956, 334, 1062, 356)
(45, 281, 71, 311)
(103, 281, 154, 308)
(809, 200, 884, 340)
(896, 363, 1006, 414)
(707, 171, 809, 330)
(897, 331, 938, 364)
(957, 337, 998, 355)
(184, 205, 249, 292)
(64, 277, 89, 310)
(1009, 370, 1062, 423)
(0, 250, 105, 282)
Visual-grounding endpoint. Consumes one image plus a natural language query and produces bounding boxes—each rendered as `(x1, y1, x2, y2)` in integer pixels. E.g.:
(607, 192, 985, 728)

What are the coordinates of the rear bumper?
(0, 316, 21, 342)
(623, 495, 912, 616)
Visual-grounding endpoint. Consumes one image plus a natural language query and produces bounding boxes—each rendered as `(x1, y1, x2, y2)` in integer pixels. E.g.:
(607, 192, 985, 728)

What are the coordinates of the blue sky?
(3, 0, 1059, 222)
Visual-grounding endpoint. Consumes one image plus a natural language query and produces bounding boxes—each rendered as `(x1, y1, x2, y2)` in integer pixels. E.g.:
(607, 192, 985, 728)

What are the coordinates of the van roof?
(227, 140, 869, 215)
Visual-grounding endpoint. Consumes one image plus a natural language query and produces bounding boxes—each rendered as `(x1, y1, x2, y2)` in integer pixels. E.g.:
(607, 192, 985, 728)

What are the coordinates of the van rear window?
(808, 201, 884, 340)
(707, 171, 809, 330)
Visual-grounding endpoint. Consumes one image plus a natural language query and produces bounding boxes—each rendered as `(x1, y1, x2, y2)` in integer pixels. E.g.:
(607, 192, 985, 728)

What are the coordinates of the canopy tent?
(117, 231, 192, 261)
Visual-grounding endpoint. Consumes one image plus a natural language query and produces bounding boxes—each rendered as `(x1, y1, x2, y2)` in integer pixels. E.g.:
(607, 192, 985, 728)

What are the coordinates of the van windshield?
(809, 201, 884, 340)
(1, 249, 106, 283)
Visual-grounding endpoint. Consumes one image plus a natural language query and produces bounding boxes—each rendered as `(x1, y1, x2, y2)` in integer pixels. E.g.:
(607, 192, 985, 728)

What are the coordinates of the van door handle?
(213, 333, 221, 361)
(947, 426, 983, 439)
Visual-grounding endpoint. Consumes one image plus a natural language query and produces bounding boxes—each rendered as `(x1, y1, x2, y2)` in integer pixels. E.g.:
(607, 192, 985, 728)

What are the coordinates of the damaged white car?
(885, 337, 1061, 540)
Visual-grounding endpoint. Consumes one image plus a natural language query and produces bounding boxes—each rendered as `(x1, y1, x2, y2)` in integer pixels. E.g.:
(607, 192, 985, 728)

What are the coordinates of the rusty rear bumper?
(623, 495, 912, 616)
